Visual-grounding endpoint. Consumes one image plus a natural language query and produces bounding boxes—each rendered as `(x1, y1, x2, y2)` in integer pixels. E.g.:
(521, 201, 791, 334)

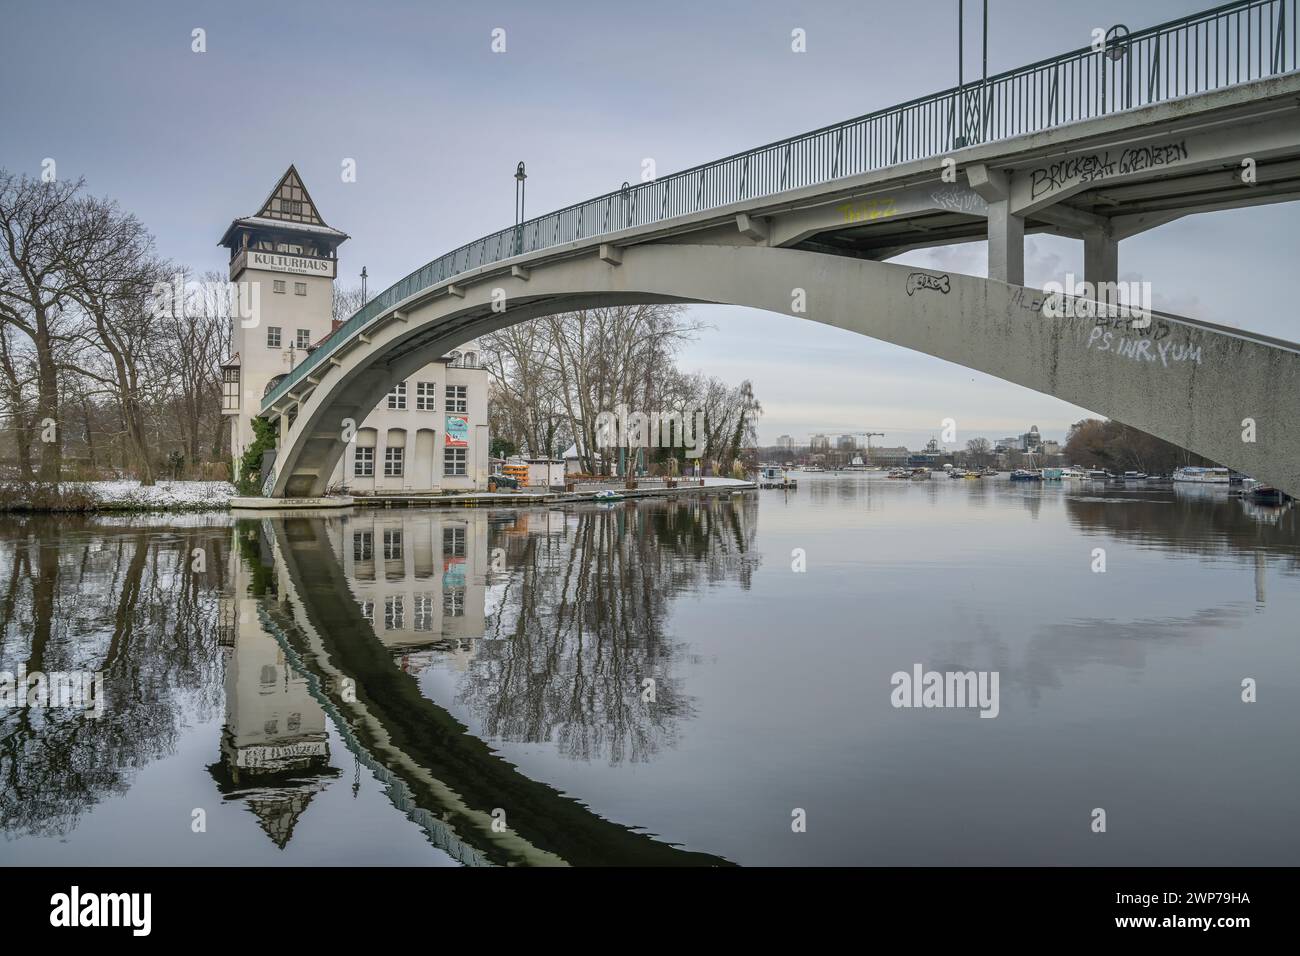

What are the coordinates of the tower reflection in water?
(218, 498, 754, 864)
(214, 509, 489, 849)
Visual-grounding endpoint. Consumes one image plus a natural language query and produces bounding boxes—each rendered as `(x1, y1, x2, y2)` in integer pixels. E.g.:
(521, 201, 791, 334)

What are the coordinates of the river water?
(2, 473, 1297, 866)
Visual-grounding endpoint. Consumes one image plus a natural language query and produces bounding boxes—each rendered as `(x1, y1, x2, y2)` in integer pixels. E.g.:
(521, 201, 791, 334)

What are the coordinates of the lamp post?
(360, 266, 367, 303)
(514, 162, 527, 255)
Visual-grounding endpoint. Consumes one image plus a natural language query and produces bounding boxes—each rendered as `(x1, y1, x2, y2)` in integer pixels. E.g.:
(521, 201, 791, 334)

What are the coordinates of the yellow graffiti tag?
(836, 198, 896, 223)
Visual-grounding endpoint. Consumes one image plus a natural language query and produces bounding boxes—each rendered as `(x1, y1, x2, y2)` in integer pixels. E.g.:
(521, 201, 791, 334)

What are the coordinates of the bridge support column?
(1084, 228, 1118, 288)
(968, 164, 1023, 285)
(986, 201, 1024, 285)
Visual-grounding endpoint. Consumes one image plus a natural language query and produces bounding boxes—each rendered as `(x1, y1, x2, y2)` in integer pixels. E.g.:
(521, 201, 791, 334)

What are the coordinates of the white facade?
(327, 351, 490, 494)
(221, 166, 490, 493)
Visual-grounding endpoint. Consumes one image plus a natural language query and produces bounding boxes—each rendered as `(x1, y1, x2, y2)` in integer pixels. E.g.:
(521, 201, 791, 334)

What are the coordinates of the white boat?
(1173, 466, 1230, 484)
(1059, 467, 1087, 479)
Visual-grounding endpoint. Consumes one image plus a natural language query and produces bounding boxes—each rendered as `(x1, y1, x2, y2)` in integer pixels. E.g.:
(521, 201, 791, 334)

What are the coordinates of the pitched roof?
(219, 165, 349, 246)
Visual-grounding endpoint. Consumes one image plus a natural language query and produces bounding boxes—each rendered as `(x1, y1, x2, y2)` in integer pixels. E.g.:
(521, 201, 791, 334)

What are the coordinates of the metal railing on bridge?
(264, 0, 1297, 413)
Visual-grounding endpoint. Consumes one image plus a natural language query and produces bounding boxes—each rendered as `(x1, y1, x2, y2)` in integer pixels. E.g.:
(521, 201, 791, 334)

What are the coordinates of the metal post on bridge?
(514, 161, 527, 256)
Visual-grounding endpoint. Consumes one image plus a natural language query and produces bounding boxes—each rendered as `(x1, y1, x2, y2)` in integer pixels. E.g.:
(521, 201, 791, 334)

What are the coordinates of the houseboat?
(1173, 466, 1230, 484)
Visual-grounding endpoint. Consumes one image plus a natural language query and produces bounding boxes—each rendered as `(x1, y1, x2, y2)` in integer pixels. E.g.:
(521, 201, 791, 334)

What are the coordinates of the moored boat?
(1009, 469, 1042, 482)
(1246, 484, 1288, 504)
(1173, 466, 1230, 484)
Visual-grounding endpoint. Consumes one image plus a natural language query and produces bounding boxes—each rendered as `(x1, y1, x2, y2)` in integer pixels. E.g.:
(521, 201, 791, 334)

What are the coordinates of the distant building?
(1021, 424, 1043, 453)
(837, 434, 857, 450)
(873, 445, 910, 465)
(1041, 439, 1061, 457)
(809, 434, 830, 451)
(907, 438, 946, 468)
(776, 435, 795, 451)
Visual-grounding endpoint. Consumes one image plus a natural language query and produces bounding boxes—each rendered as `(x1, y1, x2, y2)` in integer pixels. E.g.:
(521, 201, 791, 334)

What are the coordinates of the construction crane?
(856, 432, 885, 464)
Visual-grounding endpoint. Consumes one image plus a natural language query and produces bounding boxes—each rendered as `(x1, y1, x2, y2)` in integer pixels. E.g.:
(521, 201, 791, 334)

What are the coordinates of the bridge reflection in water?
(223, 497, 759, 866)
(3, 486, 1293, 863)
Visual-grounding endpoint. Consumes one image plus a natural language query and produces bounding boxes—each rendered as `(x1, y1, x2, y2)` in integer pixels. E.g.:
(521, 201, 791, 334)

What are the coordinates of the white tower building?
(220, 166, 489, 492)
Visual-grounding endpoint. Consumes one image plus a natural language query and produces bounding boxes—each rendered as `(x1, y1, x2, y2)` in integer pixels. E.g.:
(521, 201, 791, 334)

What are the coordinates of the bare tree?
(59, 193, 164, 485)
(0, 171, 88, 481)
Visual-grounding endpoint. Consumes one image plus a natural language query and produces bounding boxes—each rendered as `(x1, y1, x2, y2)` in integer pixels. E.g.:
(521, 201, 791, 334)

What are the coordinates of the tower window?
(273, 280, 286, 294)
(352, 530, 373, 560)
(295, 282, 307, 296)
(385, 446, 404, 477)
(445, 385, 467, 413)
(387, 382, 407, 410)
(384, 595, 404, 631)
(444, 447, 467, 476)
(383, 529, 403, 560)
(443, 589, 465, 617)
(266, 326, 281, 348)
(296, 329, 311, 349)
(416, 382, 436, 411)
(414, 594, 433, 632)
(354, 447, 374, 477)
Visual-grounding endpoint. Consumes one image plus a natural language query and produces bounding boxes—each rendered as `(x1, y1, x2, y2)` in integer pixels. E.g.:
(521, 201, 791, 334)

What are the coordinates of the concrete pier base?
(231, 496, 355, 511)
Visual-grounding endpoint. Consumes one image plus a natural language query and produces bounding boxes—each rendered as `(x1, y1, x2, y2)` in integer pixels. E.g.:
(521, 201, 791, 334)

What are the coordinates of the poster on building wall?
(445, 415, 469, 447)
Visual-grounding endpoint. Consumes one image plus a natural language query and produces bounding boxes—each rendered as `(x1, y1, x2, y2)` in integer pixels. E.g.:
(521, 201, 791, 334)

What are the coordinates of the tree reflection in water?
(0, 517, 228, 838)
(461, 495, 759, 764)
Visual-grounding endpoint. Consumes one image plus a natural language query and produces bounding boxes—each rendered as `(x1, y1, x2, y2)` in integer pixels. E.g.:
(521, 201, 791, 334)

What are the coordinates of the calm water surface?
(2, 474, 1298, 865)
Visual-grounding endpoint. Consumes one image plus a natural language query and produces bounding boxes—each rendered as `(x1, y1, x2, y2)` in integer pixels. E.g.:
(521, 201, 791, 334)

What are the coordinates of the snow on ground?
(65, 480, 236, 511)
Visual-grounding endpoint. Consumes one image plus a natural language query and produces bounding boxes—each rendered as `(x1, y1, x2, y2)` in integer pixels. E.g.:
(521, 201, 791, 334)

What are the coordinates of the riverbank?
(0, 480, 237, 513)
(233, 477, 757, 511)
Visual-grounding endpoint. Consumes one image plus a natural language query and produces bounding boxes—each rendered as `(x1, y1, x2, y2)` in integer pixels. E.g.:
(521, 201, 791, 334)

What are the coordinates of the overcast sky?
(2, 0, 1294, 448)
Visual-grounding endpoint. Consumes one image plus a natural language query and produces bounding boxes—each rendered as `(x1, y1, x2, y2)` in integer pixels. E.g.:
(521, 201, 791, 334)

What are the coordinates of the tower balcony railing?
(262, 0, 1297, 414)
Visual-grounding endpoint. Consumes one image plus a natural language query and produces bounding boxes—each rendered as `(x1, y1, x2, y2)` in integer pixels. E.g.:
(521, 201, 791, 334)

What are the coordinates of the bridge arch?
(266, 243, 1300, 498)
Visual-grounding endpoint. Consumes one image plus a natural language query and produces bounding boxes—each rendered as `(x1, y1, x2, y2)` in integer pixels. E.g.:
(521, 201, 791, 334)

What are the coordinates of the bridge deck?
(263, 0, 1300, 415)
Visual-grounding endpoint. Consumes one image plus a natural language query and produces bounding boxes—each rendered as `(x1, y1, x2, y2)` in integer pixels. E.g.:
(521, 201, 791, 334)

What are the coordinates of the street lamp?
(360, 266, 367, 302)
(1104, 24, 1130, 61)
(514, 162, 527, 255)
